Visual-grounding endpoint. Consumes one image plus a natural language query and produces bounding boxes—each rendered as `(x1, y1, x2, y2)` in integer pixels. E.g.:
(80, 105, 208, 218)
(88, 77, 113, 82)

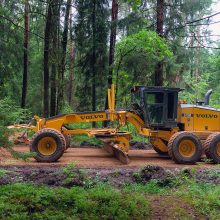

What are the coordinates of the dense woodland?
(1, 0, 220, 118)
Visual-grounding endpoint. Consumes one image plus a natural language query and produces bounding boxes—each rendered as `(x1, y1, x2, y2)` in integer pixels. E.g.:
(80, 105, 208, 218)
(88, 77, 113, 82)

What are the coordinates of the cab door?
(143, 91, 165, 127)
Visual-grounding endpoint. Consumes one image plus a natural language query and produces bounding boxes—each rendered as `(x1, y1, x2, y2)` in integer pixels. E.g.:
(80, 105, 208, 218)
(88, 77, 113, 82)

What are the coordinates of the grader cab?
(131, 86, 181, 129)
(10, 85, 220, 165)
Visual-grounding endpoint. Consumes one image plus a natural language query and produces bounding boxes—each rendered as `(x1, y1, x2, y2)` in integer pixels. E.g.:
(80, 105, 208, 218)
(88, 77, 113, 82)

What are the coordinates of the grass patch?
(123, 174, 220, 219)
(0, 183, 150, 220)
(123, 180, 167, 194)
(176, 182, 220, 219)
(0, 169, 10, 177)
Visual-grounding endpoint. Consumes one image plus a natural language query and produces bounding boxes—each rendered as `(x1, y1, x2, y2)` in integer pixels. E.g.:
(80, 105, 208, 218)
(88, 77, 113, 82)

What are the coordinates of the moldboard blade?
(103, 142, 130, 164)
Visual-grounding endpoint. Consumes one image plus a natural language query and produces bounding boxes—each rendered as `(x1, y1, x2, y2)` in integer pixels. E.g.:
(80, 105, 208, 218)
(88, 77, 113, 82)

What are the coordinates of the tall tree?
(57, 0, 72, 114)
(21, 0, 29, 108)
(75, 0, 108, 111)
(50, 0, 60, 116)
(43, 0, 53, 117)
(91, 0, 97, 114)
(68, 8, 75, 106)
(104, 0, 118, 114)
(154, 0, 164, 86)
(108, 0, 118, 86)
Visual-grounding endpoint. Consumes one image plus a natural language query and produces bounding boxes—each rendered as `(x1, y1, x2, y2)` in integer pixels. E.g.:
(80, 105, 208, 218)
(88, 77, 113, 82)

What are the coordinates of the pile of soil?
(130, 141, 153, 150)
(0, 165, 219, 187)
(195, 168, 220, 184)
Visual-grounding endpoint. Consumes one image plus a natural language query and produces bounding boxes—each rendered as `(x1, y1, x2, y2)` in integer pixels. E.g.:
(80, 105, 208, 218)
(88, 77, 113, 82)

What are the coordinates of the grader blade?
(9, 131, 30, 145)
(103, 142, 130, 164)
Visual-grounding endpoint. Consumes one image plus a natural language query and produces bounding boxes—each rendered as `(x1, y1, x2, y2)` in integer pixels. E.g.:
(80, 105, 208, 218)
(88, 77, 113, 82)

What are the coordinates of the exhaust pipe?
(204, 89, 212, 105)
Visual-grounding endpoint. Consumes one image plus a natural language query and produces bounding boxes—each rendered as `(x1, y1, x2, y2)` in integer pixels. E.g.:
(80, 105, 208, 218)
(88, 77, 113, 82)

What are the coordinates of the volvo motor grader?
(11, 85, 220, 164)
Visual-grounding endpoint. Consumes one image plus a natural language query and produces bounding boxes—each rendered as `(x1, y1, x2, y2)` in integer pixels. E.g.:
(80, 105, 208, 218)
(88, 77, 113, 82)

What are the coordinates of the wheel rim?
(179, 140, 196, 158)
(37, 137, 57, 156)
(217, 142, 220, 156)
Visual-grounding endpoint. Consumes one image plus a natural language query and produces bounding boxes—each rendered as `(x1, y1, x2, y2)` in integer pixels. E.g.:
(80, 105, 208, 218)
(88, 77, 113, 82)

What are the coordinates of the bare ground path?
(0, 145, 216, 169)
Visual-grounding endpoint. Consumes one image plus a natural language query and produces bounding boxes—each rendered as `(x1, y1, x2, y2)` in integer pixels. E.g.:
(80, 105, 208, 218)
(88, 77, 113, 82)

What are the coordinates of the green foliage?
(0, 98, 31, 126)
(115, 30, 173, 106)
(0, 1, 45, 114)
(74, 0, 109, 111)
(176, 182, 220, 219)
(123, 0, 142, 11)
(124, 181, 166, 194)
(116, 30, 173, 65)
(0, 183, 150, 220)
(120, 123, 149, 142)
(62, 162, 77, 180)
(0, 174, 219, 219)
(180, 72, 211, 103)
(179, 69, 220, 109)
(0, 97, 33, 160)
(0, 169, 10, 177)
(71, 134, 102, 146)
(0, 0, 218, 116)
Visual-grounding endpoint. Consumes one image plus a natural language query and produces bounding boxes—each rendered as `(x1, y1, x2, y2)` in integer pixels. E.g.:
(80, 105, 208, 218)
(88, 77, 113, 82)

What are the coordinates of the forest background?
(1, 0, 220, 119)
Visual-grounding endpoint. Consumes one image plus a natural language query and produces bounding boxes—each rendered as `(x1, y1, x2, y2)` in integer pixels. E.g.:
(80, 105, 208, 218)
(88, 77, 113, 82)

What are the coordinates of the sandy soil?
(0, 145, 217, 169)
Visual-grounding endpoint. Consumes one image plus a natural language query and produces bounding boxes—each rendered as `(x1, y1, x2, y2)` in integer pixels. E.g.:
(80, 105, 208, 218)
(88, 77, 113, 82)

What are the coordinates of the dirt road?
(0, 145, 216, 169)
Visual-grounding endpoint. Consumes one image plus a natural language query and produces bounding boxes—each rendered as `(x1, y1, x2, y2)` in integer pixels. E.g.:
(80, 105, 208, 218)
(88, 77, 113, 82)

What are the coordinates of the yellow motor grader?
(11, 85, 220, 164)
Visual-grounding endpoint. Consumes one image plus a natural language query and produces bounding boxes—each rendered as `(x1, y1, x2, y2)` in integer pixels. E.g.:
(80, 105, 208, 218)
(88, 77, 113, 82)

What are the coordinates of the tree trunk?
(50, 0, 59, 116)
(92, 0, 96, 127)
(104, 0, 118, 114)
(21, 0, 29, 108)
(195, 29, 200, 81)
(108, 0, 118, 86)
(68, 9, 75, 106)
(57, 0, 71, 114)
(43, 1, 53, 117)
(154, 0, 164, 86)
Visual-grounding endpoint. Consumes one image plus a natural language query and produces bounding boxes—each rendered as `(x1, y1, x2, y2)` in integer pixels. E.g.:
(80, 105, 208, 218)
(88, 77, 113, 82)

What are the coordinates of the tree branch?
(0, 15, 44, 39)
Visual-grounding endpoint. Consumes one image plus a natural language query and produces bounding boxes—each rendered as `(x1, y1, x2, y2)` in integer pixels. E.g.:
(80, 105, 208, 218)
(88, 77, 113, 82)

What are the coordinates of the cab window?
(144, 92, 164, 124)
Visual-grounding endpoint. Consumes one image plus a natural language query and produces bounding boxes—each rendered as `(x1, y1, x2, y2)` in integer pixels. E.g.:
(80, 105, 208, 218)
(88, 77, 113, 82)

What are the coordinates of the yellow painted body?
(150, 105, 220, 153)
(178, 104, 220, 131)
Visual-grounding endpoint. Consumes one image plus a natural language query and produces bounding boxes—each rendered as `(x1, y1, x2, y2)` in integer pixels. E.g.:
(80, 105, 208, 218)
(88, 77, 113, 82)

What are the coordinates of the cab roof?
(131, 86, 183, 93)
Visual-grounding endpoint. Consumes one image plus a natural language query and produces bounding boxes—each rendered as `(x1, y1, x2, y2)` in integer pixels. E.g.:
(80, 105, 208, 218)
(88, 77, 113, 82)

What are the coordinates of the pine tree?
(43, 0, 53, 117)
(21, 0, 29, 108)
(74, 0, 109, 111)
(57, 0, 72, 114)
(154, 0, 164, 86)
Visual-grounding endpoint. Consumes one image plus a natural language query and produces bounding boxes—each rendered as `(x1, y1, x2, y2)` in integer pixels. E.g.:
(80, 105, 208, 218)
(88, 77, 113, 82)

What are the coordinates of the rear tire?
(168, 132, 202, 164)
(30, 128, 66, 162)
(152, 145, 168, 155)
(204, 132, 220, 164)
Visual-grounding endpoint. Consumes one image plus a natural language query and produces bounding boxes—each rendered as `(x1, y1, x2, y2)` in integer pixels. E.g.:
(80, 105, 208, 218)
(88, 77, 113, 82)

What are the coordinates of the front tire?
(168, 132, 202, 164)
(30, 128, 66, 162)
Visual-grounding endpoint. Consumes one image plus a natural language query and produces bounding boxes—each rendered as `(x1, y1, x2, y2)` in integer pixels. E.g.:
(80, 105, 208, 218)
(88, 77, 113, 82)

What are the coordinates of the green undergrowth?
(176, 182, 220, 219)
(0, 174, 219, 219)
(0, 169, 10, 177)
(71, 134, 102, 147)
(0, 183, 150, 220)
